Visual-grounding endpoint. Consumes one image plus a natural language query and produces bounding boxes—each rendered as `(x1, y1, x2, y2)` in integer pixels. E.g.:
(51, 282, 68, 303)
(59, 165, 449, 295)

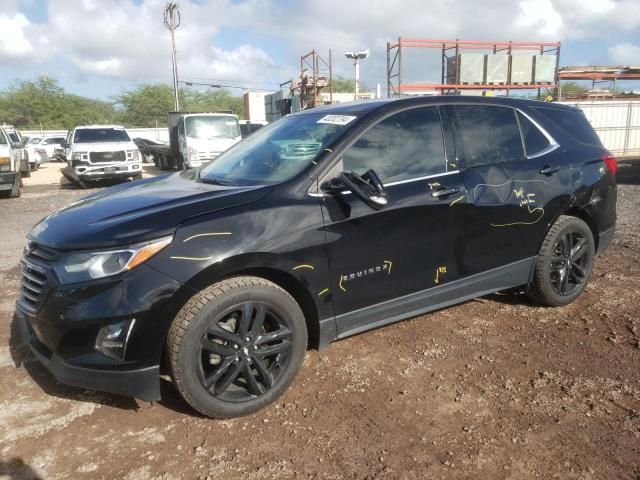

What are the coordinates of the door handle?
(539, 165, 560, 175)
(431, 187, 459, 198)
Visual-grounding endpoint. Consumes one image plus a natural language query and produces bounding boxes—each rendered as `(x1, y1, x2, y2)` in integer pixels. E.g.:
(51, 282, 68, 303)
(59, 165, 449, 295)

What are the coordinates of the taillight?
(603, 152, 617, 175)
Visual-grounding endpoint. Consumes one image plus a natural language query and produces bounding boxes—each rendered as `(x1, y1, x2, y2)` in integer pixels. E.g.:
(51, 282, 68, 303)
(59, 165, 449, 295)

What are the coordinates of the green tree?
(115, 83, 246, 126)
(331, 75, 370, 93)
(0, 75, 117, 129)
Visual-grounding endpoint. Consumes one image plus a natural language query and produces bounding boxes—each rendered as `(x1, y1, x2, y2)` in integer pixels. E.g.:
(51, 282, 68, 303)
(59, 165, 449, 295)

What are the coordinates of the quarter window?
(517, 112, 550, 157)
(342, 107, 446, 184)
(452, 105, 524, 167)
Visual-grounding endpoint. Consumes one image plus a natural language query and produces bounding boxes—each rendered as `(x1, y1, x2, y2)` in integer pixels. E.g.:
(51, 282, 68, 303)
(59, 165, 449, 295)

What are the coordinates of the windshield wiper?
(198, 175, 236, 186)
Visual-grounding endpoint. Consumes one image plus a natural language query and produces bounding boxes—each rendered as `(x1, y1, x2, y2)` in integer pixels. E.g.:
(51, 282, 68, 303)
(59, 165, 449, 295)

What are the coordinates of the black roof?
(291, 95, 577, 117)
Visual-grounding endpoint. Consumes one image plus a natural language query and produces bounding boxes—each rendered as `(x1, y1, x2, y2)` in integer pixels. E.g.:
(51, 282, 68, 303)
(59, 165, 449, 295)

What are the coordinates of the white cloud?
(608, 43, 640, 65)
(0, 0, 639, 94)
(0, 13, 35, 59)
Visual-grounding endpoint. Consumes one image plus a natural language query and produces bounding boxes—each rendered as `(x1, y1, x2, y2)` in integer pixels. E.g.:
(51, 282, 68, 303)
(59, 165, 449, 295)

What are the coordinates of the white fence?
(20, 101, 640, 158)
(561, 100, 640, 157)
(21, 127, 169, 143)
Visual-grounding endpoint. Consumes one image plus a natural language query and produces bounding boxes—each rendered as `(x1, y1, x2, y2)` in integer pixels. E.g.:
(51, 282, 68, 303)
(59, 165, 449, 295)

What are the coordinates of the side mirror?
(322, 170, 388, 210)
(320, 176, 348, 194)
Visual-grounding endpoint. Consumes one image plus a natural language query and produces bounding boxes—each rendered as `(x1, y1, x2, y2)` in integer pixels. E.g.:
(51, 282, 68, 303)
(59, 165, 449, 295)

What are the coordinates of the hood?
(71, 141, 137, 152)
(29, 172, 272, 250)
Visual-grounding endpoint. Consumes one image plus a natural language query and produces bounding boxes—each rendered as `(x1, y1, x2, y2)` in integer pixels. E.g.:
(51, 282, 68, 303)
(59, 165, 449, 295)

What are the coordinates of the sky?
(0, 0, 639, 101)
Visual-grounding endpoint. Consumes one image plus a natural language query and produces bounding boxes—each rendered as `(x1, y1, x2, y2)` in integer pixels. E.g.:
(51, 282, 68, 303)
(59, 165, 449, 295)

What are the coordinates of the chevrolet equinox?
(18, 96, 616, 418)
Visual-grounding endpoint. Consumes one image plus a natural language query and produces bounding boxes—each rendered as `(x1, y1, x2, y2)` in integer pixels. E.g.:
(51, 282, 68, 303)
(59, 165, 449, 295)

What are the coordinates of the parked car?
(239, 120, 267, 138)
(3, 127, 31, 177)
(0, 126, 23, 198)
(63, 125, 142, 184)
(37, 136, 67, 159)
(17, 96, 616, 418)
(133, 137, 166, 164)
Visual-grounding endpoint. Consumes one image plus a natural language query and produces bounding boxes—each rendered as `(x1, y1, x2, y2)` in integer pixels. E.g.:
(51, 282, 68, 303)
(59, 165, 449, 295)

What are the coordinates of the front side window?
(199, 112, 351, 185)
(74, 128, 130, 143)
(0, 131, 7, 145)
(342, 107, 446, 184)
(452, 105, 524, 167)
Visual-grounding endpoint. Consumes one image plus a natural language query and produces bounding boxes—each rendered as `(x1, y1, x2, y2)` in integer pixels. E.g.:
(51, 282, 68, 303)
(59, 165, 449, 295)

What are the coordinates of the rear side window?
(452, 105, 524, 167)
(517, 112, 550, 157)
(534, 107, 601, 146)
(342, 106, 446, 183)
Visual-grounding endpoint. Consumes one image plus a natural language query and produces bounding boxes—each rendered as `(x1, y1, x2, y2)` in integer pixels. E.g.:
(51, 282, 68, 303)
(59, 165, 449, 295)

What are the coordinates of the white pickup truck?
(64, 125, 142, 183)
(0, 126, 23, 198)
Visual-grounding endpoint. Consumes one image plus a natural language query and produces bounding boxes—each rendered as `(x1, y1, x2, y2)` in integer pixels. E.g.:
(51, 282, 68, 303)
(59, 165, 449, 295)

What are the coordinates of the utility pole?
(164, 2, 181, 111)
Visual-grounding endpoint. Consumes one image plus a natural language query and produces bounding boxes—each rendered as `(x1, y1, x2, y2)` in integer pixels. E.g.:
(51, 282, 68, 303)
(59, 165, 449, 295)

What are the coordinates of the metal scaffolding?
(386, 38, 561, 97)
(558, 66, 640, 100)
(297, 49, 333, 110)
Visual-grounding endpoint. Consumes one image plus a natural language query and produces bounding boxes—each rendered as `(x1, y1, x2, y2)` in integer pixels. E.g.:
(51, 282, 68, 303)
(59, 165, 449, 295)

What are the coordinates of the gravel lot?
(1, 160, 639, 479)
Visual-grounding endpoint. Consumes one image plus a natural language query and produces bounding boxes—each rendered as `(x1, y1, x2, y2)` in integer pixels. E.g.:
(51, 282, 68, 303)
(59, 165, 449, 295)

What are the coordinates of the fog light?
(95, 319, 136, 360)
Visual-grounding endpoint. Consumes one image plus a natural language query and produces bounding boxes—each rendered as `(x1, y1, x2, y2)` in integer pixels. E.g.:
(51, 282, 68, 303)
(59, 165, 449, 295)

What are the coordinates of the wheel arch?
(560, 206, 600, 251)
(172, 255, 322, 350)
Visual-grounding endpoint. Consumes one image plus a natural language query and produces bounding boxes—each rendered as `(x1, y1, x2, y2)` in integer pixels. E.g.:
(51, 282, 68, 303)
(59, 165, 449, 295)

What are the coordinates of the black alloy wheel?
(168, 276, 307, 418)
(528, 215, 595, 306)
(199, 301, 292, 402)
(549, 231, 589, 296)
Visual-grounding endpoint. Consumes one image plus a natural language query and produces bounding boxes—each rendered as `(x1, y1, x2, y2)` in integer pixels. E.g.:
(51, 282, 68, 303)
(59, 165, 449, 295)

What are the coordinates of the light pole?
(344, 50, 369, 101)
(164, 2, 181, 111)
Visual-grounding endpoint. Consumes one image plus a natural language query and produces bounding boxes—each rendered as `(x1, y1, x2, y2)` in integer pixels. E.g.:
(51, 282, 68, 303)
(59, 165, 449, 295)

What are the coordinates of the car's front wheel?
(167, 277, 307, 418)
(528, 215, 596, 306)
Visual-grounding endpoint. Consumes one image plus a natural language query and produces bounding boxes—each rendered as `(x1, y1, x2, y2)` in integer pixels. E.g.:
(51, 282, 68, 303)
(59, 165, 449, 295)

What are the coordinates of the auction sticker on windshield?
(317, 115, 357, 125)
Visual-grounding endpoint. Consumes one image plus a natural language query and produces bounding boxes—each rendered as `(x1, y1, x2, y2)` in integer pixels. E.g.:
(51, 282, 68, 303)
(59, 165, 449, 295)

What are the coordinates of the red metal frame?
(386, 37, 561, 97)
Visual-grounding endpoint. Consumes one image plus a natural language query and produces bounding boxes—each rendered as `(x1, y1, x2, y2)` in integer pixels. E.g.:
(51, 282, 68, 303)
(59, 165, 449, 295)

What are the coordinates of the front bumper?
(0, 172, 16, 190)
(16, 261, 187, 401)
(74, 162, 141, 179)
(18, 311, 161, 401)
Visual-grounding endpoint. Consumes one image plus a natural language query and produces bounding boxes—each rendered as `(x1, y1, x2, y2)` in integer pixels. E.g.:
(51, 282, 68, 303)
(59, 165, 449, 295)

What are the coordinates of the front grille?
(19, 242, 61, 312)
(89, 151, 126, 163)
(21, 261, 47, 306)
(198, 151, 220, 160)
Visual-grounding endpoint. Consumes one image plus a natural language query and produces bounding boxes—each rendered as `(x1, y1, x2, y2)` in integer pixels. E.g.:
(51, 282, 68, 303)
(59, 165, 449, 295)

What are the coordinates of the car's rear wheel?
(528, 215, 595, 306)
(167, 277, 307, 418)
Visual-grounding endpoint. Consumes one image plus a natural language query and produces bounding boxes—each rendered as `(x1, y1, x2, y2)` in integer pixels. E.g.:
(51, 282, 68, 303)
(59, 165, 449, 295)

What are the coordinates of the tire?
(22, 160, 31, 178)
(167, 276, 307, 418)
(159, 154, 169, 171)
(528, 215, 595, 306)
(0, 171, 21, 198)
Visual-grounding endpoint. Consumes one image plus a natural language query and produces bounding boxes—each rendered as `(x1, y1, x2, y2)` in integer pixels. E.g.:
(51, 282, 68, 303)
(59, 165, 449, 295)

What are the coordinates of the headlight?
(187, 146, 198, 162)
(72, 152, 88, 161)
(54, 235, 172, 284)
(0, 164, 9, 172)
(126, 150, 140, 162)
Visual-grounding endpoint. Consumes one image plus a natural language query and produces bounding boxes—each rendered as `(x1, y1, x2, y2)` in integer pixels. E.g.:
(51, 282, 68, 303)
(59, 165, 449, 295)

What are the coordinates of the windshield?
(74, 128, 130, 143)
(199, 112, 354, 185)
(28, 138, 41, 144)
(185, 115, 240, 139)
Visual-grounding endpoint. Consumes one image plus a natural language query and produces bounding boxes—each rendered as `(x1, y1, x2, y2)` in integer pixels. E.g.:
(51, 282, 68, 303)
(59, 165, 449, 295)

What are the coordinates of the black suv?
(17, 96, 616, 418)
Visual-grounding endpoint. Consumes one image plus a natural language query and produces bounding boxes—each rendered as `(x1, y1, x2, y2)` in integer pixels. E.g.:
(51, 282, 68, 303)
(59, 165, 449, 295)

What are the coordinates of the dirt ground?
(0, 160, 639, 480)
